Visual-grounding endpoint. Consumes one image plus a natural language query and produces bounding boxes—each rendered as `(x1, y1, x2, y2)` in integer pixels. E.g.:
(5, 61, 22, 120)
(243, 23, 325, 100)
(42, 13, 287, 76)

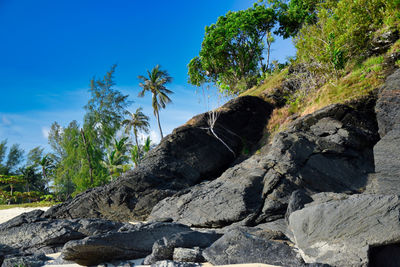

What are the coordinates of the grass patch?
(301, 55, 385, 115)
(0, 201, 58, 210)
(240, 69, 288, 97)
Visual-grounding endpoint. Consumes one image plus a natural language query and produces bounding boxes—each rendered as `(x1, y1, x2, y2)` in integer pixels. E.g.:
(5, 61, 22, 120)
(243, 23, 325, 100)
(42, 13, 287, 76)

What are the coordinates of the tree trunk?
(80, 129, 94, 185)
(156, 109, 164, 139)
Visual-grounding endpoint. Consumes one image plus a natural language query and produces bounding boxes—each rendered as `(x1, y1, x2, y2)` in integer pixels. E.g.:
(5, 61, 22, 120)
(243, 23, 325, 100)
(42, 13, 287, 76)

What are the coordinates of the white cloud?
(41, 127, 50, 139)
(138, 130, 161, 145)
(1, 115, 11, 126)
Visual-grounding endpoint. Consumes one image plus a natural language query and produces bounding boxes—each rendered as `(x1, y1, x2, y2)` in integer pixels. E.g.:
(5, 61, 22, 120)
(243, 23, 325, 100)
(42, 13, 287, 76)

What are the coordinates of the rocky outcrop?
(61, 222, 192, 266)
(150, 98, 379, 226)
(366, 69, 400, 195)
(43, 96, 273, 222)
(289, 194, 400, 266)
(149, 155, 266, 227)
(0, 209, 126, 254)
(203, 229, 304, 266)
(1, 254, 49, 267)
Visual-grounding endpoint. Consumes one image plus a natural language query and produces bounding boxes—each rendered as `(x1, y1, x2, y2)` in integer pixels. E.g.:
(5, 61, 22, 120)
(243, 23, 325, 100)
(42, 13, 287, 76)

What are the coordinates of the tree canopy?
(188, 4, 276, 95)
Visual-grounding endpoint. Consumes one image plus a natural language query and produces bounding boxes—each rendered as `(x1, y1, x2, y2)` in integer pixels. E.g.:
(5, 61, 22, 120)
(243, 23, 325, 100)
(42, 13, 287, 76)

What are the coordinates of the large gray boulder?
(150, 98, 379, 226)
(289, 194, 400, 266)
(0, 210, 126, 254)
(203, 229, 304, 266)
(61, 222, 192, 266)
(43, 96, 273, 222)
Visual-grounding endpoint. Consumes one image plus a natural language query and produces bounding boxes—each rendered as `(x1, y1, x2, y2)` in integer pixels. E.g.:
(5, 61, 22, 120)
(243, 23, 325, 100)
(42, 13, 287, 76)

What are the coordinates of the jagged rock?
(289, 194, 400, 266)
(366, 69, 400, 195)
(2, 253, 49, 267)
(203, 229, 304, 266)
(368, 29, 399, 56)
(61, 222, 192, 266)
(375, 68, 400, 137)
(151, 98, 379, 226)
(151, 261, 201, 267)
(144, 230, 221, 264)
(257, 99, 378, 223)
(0, 213, 125, 253)
(285, 189, 313, 223)
(43, 96, 273, 222)
(149, 155, 266, 227)
(172, 247, 204, 263)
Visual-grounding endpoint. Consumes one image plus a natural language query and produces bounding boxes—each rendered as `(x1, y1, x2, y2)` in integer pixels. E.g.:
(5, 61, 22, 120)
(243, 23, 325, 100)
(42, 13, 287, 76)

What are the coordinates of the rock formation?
(1, 69, 400, 267)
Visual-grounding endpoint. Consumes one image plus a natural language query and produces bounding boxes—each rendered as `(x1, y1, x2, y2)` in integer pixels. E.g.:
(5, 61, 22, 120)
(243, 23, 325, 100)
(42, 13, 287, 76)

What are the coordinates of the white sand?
(0, 206, 50, 224)
(1, 208, 281, 267)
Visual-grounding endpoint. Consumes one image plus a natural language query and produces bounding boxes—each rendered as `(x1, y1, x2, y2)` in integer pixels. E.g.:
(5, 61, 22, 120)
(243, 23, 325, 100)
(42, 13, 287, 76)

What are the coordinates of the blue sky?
(0, 0, 295, 157)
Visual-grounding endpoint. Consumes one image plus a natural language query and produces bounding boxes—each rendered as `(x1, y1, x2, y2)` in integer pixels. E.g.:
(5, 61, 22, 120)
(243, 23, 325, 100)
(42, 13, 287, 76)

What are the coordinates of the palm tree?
(138, 65, 173, 139)
(122, 107, 150, 150)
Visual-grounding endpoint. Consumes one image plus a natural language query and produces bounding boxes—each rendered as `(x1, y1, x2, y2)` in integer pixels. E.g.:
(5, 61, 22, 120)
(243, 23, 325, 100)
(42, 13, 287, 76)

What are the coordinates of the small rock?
(144, 231, 221, 264)
(151, 261, 201, 267)
(173, 247, 204, 263)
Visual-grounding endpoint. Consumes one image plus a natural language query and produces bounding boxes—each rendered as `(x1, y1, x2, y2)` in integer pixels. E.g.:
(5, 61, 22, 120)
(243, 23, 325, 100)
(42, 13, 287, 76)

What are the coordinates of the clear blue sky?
(0, 0, 295, 157)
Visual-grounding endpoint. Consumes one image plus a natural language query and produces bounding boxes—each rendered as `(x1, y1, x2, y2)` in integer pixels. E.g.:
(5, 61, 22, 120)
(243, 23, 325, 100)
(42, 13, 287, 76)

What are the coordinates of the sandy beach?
(1, 207, 280, 267)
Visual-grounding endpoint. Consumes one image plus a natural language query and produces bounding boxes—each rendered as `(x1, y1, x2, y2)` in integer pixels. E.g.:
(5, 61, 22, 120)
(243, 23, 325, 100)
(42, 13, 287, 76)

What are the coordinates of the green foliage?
(130, 136, 153, 167)
(47, 66, 134, 198)
(122, 107, 150, 149)
(268, 0, 320, 38)
(138, 64, 173, 139)
(295, 0, 399, 74)
(84, 64, 130, 146)
(188, 4, 276, 95)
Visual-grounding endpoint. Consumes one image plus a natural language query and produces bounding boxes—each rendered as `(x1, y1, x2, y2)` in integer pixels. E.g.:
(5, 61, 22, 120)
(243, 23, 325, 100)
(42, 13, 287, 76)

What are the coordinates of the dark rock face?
(149, 155, 266, 227)
(150, 99, 379, 226)
(289, 194, 400, 266)
(285, 189, 313, 223)
(61, 222, 192, 266)
(369, 243, 400, 267)
(144, 231, 221, 264)
(1, 254, 49, 267)
(173, 247, 205, 263)
(366, 69, 400, 195)
(43, 96, 273, 222)
(203, 229, 304, 266)
(0, 211, 125, 254)
(368, 29, 399, 56)
(375, 69, 400, 137)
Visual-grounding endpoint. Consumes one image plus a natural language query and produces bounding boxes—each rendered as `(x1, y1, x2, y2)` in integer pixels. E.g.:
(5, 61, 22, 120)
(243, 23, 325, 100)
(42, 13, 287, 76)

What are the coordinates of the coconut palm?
(138, 65, 173, 139)
(122, 107, 150, 150)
